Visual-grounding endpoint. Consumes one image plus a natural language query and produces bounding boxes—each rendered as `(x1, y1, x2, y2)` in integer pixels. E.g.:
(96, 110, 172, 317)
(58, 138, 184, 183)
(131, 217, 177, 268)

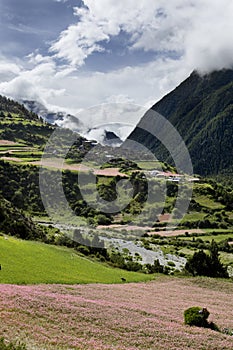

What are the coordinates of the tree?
(185, 250, 211, 277)
(209, 240, 229, 278)
(185, 240, 229, 278)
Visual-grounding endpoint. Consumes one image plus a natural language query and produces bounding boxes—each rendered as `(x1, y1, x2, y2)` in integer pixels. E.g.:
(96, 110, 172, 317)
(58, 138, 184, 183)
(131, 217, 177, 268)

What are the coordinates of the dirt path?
(98, 224, 152, 230)
(0, 140, 18, 146)
(0, 156, 23, 162)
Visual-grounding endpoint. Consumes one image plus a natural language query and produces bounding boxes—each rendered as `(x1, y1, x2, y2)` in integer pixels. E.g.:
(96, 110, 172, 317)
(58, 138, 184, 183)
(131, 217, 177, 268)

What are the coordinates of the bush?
(95, 214, 112, 225)
(184, 307, 209, 327)
(145, 259, 163, 274)
(77, 245, 91, 256)
(0, 337, 27, 350)
(184, 307, 219, 331)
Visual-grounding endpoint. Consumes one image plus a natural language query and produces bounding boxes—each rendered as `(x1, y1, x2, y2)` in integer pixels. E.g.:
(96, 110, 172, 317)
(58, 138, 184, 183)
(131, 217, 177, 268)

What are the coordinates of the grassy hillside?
(0, 94, 87, 163)
(0, 235, 154, 284)
(0, 95, 54, 146)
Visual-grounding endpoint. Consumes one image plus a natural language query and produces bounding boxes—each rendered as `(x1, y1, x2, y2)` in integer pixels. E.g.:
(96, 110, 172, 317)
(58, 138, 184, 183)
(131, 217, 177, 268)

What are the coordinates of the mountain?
(127, 69, 233, 176)
(0, 95, 54, 145)
(83, 122, 133, 145)
(22, 100, 125, 145)
(0, 95, 40, 122)
(22, 99, 82, 130)
(22, 100, 48, 118)
(103, 130, 122, 146)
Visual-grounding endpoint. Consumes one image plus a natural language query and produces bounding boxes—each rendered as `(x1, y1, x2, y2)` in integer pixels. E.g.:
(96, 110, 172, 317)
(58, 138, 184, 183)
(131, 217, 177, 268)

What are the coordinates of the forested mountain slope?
(127, 69, 233, 176)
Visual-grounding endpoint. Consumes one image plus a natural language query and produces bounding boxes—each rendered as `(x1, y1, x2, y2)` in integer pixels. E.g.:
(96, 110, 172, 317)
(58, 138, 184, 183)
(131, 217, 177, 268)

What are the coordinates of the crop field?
(1, 277, 233, 349)
(0, 236, 154, 285)
(194, 195, 225, 210)
(0, 141, 42, 163)
(136, 160, 162, 170)
(178, 231, 233, 243)
(181, 211, 207, 222)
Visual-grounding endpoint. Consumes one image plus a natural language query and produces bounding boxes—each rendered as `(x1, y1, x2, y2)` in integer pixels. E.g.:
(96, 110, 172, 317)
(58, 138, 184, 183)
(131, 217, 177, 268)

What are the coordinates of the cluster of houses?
(146, 170, 199, 182)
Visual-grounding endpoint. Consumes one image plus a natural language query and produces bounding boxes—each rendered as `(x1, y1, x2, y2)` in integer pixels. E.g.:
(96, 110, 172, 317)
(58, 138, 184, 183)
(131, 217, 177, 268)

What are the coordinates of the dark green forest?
(128, 69, 233, 177)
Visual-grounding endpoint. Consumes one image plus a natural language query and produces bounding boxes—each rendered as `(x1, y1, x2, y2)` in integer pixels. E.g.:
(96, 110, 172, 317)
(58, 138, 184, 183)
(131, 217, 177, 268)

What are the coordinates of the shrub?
(95, 214, 112, 225)
(184, 307, 219, 331)
(77, 245, 90, 256)
(0, 337, 27, 350)
(184, 307, 209, 327)
(145, 259, 164, 274)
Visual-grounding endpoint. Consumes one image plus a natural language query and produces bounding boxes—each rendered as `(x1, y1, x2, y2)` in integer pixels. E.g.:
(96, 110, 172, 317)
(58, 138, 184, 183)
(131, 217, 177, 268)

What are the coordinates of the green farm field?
(0, 235, 155, 285)
(178, 230, 233, 243)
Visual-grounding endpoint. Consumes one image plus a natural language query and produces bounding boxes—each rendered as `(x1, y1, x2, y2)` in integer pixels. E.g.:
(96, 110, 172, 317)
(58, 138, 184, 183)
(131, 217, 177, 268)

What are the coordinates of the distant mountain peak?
(103, 130, 122, 146)
(22, 99, 82, 130)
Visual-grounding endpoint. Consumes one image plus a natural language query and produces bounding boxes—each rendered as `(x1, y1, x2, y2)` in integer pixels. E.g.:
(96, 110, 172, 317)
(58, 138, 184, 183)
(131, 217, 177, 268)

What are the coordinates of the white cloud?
(49, 6, 112, 67)
(0, 60, 65, 104)
(0, 61, 22, 78)
(41, 56, 189, 113)
(70, 102, 149, 142)
(49, 0, 233, 73)
(1, 0, 233, 135)
(27, 53, 54, 65)
(0, 54, 190, 122)
(183, 0, 233, 73)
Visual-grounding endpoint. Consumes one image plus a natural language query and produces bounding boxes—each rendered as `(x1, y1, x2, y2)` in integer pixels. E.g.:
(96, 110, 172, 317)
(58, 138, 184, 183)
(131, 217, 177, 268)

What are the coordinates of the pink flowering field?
(1, 277, 233, 350)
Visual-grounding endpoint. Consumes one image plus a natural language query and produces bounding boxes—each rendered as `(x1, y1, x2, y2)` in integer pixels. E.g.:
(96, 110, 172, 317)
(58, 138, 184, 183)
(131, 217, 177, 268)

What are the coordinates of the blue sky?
(0, 0, 233, 124)
(0, 0, 157, 71)
(0, 0, 79, 58)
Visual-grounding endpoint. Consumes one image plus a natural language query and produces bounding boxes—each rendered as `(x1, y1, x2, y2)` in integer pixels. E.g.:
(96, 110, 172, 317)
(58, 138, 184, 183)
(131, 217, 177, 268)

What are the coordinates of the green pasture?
(0, 235, 155, 284)
(136, 160, 162, 170)
(178, 231, 233, 243)
(181, 211, 207, 222)
(194, 195, 225, 209)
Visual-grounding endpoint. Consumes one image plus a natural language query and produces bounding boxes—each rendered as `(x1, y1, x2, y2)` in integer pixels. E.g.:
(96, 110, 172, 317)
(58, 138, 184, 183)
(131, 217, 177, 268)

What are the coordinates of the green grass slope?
(0, 235, 154, 284)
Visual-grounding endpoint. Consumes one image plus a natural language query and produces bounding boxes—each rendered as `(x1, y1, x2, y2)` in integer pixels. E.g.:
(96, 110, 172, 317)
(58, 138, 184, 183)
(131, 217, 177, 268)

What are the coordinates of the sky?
(0, 0, 233, 128)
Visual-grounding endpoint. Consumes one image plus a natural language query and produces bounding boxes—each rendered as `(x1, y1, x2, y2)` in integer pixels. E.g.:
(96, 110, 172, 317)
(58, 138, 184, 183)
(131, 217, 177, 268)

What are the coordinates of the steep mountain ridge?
(127, 69, 233, 176)
(0, 95, 54, 145)
(0, 95, 40, 122)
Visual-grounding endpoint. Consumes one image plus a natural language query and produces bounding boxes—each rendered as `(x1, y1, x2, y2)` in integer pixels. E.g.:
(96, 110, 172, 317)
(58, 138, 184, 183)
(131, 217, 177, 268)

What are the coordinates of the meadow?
(1, 277, 233, 349)
(0, 236, 154, 285)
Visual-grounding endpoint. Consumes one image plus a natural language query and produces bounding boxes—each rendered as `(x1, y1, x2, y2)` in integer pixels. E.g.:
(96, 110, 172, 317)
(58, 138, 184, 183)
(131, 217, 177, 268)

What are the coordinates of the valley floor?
(1, 277, 233, 350)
